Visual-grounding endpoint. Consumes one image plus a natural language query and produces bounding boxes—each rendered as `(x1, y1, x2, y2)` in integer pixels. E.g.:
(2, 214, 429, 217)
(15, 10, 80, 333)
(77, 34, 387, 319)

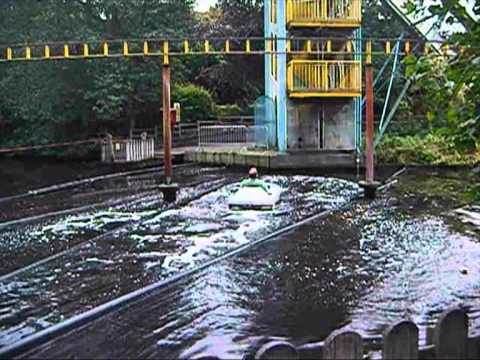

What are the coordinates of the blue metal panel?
(264, 0, 287, 152)
(264, 0, 272, 102)
(277, 0, 287, 152)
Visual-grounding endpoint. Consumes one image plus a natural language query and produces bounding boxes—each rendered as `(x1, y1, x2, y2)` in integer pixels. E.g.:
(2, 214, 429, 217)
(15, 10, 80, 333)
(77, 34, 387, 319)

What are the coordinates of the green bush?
(173, 84, 216, 122)
(377, 134, 480, 166)
(214, 104, 242, 117)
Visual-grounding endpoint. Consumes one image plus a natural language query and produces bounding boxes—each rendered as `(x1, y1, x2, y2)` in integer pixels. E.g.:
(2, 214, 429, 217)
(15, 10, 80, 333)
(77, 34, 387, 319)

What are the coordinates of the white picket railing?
(101, 136, 155, 163)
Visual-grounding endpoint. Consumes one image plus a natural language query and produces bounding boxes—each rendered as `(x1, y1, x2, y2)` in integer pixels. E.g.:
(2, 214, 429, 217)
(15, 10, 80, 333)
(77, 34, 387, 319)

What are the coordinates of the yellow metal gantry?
(0, 37, 445, 64)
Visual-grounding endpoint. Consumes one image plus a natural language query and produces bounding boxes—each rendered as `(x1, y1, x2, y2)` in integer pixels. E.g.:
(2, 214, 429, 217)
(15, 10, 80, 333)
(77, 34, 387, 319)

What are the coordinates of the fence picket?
(101, 137, 155, 163)
(383, 321, 418, 359)
(324, 330, 363, 359)
(434, 308, 468, 359)
(253, 308, 478, 360)
(255, 341, 299, 360)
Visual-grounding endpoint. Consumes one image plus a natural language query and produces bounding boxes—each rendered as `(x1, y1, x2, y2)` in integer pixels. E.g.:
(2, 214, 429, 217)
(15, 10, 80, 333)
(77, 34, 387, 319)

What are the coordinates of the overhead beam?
(0, 37, 453, 64)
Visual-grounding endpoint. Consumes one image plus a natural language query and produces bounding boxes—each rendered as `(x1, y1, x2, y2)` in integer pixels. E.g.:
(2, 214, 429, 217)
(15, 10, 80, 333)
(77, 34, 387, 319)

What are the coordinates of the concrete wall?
(287, 99, 355, 151)
(323, 99, 355, 150)
(287, 101, 321, 150)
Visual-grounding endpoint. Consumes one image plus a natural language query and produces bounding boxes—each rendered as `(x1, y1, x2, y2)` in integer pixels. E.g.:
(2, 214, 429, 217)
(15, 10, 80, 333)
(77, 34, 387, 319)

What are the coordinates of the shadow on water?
(0, 174, 359, 349)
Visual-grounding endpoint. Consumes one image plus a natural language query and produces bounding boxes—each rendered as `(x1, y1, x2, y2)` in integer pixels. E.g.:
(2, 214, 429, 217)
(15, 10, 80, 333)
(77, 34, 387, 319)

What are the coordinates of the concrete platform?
(185, 147, 358, 169)
(154, 147, 193, 161)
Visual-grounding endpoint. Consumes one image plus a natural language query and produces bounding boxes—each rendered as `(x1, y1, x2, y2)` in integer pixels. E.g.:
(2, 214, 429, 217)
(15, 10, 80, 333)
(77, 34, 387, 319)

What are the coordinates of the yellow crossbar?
(0, 38, 447, 63)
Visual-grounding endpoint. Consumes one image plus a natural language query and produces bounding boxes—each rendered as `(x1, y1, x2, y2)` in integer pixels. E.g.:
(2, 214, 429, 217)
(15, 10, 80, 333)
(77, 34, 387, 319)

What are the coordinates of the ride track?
(0, 165, 228, 282)
(0, 169, 402, 359)
(0, 163, 195, 206)
(0, 164, 200, 234)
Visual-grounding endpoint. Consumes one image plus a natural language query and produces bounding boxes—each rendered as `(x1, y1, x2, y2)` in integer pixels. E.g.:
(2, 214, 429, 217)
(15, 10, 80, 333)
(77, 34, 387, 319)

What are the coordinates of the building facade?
(265, 0, 363, 154)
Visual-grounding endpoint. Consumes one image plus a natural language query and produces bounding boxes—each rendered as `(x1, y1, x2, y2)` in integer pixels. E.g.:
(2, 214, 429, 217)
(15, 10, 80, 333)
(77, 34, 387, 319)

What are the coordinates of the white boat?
(228, 182, 282, 210)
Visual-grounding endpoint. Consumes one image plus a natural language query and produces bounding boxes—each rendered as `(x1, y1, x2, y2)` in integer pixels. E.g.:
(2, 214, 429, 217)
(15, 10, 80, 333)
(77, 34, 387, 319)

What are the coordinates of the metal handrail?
(286, 0, 362, 27)
(198, 125, 269, 148)
(287, 60, 361, 95)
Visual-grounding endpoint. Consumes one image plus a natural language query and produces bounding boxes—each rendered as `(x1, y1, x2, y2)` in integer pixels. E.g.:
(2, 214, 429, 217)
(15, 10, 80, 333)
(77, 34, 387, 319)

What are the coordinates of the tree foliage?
(402, 0, 479, 150)
(0, 0, 197, 148)
(173, 83, 216, 122)
(193, 0, 265, 107)
(0, 0, 478, 164)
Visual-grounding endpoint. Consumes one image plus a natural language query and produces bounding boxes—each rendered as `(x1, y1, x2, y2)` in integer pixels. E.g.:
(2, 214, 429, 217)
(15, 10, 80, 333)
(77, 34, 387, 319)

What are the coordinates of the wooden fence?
(250, 308, 479, 360)
(193, 308, 479, 360)
(101, 134, 155, 163)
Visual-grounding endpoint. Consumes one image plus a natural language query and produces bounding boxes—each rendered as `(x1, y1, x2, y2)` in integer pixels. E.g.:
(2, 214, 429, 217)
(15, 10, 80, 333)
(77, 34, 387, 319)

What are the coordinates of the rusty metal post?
(158, 41, 178, 203)
(359, 41, 380, 199)
(162, 63, 172, 184)
(365, 64, 374, 183)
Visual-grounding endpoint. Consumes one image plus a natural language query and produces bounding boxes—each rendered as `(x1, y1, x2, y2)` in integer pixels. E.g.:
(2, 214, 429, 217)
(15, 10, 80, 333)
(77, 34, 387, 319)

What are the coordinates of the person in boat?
(240, 167, 272, 194)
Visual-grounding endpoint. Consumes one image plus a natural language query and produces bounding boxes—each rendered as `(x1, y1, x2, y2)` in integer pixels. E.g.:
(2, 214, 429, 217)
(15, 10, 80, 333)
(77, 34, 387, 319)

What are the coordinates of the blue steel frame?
(265, 1, 362, 153)
(265, 0, 288, 152)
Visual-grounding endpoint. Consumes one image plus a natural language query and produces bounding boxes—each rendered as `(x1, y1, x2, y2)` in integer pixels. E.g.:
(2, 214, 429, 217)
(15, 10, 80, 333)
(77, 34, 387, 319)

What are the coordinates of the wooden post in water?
(359, 41, 380, 199)
(159, 43, 178, 203)
(163, 63, 173, 184)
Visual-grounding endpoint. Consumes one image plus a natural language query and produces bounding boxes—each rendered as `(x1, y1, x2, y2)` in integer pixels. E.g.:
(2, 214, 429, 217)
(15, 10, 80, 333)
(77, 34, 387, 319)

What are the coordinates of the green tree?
(403, 0, 479, 150)
(193, 0, 264, 107)
(0, 0, 197, 153)
(173, 83, 216, 122)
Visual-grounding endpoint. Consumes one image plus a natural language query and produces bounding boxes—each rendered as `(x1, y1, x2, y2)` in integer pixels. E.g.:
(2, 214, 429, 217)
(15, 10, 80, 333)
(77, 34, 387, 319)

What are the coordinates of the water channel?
(0, 160, 478, 358)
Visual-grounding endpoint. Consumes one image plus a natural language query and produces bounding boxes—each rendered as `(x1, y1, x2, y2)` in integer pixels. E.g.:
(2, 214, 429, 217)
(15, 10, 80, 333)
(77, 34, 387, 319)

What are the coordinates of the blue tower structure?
(265, 0, 288, 152)
(265, 0, 363, 157)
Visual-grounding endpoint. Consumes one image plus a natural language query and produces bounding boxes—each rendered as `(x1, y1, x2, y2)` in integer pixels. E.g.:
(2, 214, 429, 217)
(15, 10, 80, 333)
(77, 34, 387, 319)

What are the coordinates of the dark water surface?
(0, 161, 479, 358)
(0, 163, 359, 350)
(25, 170, 480, 359)
(0, 166, 230, 275)
(0, 157, 156, 198)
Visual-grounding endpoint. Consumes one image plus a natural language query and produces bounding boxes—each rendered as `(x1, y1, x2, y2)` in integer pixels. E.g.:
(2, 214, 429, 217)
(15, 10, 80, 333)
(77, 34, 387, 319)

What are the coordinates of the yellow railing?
(287, 60, 361, 97)
(286, 0, 362, 28)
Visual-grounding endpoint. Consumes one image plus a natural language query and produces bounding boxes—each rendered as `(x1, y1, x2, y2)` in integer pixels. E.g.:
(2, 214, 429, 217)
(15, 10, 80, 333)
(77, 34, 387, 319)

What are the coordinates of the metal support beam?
(379, 41, 401, 130)
(361, 33, 404, 109)
(375, 78, 413, 147)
